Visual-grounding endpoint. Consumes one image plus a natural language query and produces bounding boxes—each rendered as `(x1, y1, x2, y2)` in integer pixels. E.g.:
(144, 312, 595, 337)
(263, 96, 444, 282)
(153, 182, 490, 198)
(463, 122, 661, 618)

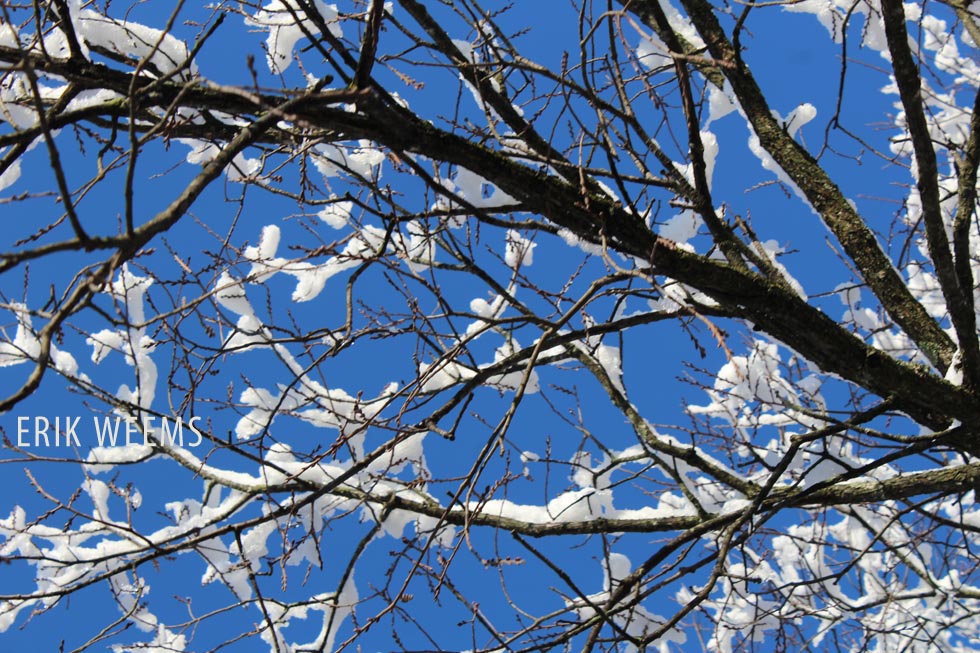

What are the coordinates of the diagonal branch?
(953, 85, 980, 376)
(1, 40, 975, 430)
(353, 0, 387, 89)
(622, 0, 957, 373)
(50, 0, 85, 61)
(880, 0, 980, 387)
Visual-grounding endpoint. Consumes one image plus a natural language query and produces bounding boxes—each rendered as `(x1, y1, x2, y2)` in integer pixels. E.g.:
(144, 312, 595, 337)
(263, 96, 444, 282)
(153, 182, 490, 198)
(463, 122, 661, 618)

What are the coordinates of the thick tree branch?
(6, 5, 980, 651)
(880, 0, 980, 387)
(953, 84, 980, 377)
(0, 40, 970, 430)
(624, 0, 957, 373)
(353, 0, 386, 89)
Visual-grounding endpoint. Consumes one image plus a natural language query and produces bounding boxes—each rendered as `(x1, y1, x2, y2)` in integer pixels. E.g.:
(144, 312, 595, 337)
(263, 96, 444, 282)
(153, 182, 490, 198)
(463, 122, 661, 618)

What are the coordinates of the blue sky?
(0, 1, 961, 651)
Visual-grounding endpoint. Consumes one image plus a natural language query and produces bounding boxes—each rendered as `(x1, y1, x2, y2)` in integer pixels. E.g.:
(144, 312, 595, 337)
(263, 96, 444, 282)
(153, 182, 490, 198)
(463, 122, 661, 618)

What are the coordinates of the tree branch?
(880, 0, 979, 386)
(627, 0, 957, 373)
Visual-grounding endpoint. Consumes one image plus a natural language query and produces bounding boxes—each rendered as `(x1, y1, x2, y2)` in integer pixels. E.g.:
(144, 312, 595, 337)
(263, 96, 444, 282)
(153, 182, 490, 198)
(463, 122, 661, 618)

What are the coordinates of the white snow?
(245, 1, 343, 73)
(504, 229, 536, 268)
(317, 200, 353, 229)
